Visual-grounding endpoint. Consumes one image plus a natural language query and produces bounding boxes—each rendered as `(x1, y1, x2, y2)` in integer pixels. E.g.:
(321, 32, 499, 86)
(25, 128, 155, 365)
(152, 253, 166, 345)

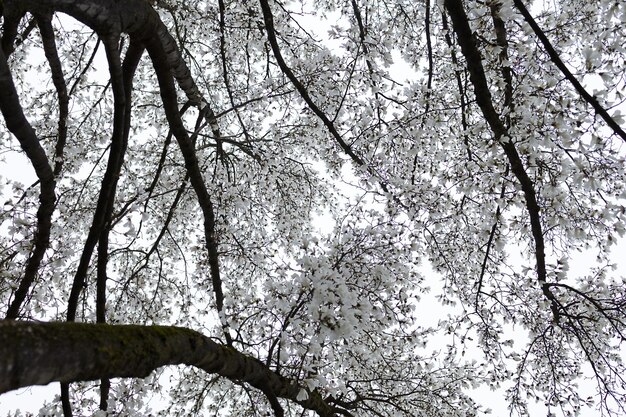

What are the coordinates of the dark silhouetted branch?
(444, 0, 560, 321)
(512, 0, 626, 142)
(0, 321, 339, 417)
(1, 45, 56, 320)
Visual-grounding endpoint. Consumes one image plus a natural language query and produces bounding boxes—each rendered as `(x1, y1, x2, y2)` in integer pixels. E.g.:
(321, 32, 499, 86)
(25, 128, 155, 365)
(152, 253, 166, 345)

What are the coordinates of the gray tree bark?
(0, 321, 338, 416)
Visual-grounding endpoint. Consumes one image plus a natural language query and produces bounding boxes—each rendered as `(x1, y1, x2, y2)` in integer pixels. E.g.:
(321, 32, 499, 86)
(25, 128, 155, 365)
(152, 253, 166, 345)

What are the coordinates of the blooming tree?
(1, 0, 625, 416)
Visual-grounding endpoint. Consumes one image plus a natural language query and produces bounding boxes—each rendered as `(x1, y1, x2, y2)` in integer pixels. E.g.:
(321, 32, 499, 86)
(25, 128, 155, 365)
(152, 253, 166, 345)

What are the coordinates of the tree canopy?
(1, 0, 625, 416)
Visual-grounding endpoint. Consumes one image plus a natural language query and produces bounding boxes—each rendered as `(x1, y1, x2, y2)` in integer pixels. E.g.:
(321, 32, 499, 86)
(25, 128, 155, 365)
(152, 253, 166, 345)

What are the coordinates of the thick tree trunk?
(0, 321, 221, 392)
(0, 321, 338, 416)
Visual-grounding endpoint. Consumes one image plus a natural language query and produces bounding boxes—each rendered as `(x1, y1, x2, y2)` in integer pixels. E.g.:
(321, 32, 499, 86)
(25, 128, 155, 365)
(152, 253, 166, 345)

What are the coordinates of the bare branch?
(0, 321, 339, 417)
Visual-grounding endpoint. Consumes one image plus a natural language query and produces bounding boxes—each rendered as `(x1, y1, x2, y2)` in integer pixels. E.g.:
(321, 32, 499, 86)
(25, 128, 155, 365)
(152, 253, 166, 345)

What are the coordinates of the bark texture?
(0, 321, 337, 416)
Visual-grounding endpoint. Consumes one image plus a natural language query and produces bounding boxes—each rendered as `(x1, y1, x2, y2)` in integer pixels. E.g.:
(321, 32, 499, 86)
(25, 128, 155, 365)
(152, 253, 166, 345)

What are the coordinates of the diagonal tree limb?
(443, 0, 560, 321)
(144, 28, 234, 347)
(512, 0, 626, 142)
(258, 0, 366, 168)
(259, 0, 406, 211)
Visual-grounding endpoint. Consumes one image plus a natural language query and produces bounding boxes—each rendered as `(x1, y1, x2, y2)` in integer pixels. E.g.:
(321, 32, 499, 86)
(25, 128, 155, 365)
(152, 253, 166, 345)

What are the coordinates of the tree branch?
(66, 37, 142, 321)
(258, 0, 366, 167)
(443, 0, 560, 320)
(144, 30, 233, 346)
(0, 321, 338, 417)
(0, 43, 56, 320)
(512, 0, 626, 142)
(35, 12, 69, 177)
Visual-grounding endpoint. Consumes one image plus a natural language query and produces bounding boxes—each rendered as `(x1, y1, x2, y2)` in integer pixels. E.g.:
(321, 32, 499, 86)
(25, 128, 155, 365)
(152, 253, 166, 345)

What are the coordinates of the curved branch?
(0, 321, 338, 417)
(144, 32, 233, 346)
(35, 13, 70, 177)
(66, 38, 143, 321)
(0, 45, 56, 320)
